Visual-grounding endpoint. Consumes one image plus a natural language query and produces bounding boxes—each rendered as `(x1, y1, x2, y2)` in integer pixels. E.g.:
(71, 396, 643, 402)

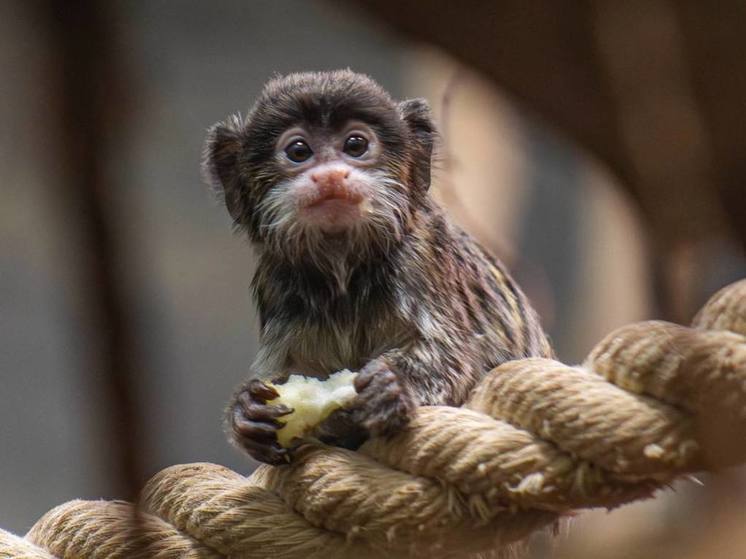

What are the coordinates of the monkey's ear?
(399, 98, 436, 191)
(202, 115, 246, 222)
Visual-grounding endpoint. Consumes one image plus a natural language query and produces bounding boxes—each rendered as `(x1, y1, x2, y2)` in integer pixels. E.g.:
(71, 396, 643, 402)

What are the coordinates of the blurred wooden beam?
(354, 0, 739, 241)
(354, 0, 746, 318)
(41, 0, 144, 500)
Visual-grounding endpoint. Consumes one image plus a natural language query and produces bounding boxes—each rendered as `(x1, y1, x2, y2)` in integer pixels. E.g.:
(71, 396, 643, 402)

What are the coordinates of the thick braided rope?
(2, 280, 744, 558)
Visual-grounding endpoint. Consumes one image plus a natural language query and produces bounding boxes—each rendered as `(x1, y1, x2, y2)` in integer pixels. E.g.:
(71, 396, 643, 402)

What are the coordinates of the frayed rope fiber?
(2, 280, 745, 558)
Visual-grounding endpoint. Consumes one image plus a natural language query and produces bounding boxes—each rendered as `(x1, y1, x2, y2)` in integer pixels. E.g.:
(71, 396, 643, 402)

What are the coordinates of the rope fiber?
(2, 280, 745, 558)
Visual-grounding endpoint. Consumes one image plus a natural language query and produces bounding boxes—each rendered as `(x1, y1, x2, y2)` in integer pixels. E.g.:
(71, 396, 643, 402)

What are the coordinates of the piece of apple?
(268, 370, 358, 447)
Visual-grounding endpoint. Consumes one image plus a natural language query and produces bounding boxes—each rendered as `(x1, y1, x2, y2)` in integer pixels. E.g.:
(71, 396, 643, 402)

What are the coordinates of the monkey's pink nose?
(311, 167, 350, 185)
(308, 167, 362, 205)
(300, 166, 365, 233)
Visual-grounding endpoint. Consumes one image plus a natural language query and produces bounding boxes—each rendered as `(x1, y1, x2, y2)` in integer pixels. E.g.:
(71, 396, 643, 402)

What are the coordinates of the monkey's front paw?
(230, 379, 293, 465)
(352, 362, 416, 437)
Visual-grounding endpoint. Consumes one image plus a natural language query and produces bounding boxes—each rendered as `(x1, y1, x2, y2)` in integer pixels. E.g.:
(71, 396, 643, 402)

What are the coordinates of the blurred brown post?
(40, 0, 144, 501)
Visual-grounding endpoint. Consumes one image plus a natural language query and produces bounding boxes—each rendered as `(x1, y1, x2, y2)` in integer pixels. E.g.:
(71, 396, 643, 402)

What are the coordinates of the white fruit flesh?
(268, 370, 358, 447)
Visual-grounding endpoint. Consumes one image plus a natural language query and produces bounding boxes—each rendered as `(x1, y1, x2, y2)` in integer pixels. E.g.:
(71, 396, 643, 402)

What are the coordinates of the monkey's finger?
(353, 373, 415, 436)
(355, 386, 404, 420)
(355, 368, 399, 400)
(356, 399, 413, 437)
(240, 437, 290, 466)
(353, 365, 381, 392)
(354, 372, 372, 393)
(232, 409, 282, 442)
(237, 392, 293, 420)
(354, 363, 390, 392)
(247, 379, 280, 403)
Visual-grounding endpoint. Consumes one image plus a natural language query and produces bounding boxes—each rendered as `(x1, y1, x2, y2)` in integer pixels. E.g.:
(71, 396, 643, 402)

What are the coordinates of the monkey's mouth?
(300, 189, 366, 233)
(304, 187, 364, 208)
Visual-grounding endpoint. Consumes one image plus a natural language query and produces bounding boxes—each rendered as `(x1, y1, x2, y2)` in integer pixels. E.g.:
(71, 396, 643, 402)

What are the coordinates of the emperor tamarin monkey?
(203, 70, 552, 465)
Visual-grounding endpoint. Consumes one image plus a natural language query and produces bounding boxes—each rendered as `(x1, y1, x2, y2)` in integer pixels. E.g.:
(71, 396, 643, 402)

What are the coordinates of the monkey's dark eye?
(284, 140, 313, 163)
(343, 135, 369, 157)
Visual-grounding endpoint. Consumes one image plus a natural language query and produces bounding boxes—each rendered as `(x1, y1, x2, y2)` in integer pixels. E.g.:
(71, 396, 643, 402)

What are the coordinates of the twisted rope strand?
(0, 529, 54, 559)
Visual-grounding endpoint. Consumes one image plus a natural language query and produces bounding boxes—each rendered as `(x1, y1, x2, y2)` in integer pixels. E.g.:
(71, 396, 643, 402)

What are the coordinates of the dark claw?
(237, 391, 293, 422)
(240, 438, 289, 466)
(353, 370, 374, 392)
(233, 409, 282, 441)
(247, 379, 280, 403)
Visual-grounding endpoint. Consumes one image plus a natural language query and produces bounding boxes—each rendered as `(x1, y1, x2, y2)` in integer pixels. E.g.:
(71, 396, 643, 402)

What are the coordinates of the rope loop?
(2, 280, 744, 558)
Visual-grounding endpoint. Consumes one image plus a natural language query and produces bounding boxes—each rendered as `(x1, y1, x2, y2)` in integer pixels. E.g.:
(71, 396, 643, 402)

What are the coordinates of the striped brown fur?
(203, 70, 552, 463)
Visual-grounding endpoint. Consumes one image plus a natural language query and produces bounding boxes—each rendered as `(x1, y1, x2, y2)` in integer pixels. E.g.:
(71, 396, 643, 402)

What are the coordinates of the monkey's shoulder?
(409, 220, 551, 360)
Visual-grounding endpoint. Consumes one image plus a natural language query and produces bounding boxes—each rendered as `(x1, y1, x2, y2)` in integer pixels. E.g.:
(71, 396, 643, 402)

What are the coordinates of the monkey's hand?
(230, 379, 293, 465)
(351, 360, 416, 437)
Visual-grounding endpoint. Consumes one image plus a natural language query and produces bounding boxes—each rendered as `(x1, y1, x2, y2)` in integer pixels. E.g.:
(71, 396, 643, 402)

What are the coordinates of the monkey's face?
(203, 70, 435, 265)
(254, 119, 412, 261)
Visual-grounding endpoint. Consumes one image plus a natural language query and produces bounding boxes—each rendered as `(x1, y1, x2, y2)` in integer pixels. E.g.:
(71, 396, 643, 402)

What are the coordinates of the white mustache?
(255, 170, 409, 273)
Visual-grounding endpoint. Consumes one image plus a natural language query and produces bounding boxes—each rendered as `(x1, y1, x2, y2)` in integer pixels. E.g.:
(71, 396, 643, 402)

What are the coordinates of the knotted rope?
(2, 280, 745, 559)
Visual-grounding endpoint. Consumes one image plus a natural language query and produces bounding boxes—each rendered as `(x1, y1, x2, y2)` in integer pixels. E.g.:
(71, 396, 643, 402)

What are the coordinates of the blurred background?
(1, 1, 745, 557)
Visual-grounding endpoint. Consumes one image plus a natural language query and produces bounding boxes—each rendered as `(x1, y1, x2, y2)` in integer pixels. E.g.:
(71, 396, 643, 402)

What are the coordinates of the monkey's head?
(203, 70, 435, 265)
